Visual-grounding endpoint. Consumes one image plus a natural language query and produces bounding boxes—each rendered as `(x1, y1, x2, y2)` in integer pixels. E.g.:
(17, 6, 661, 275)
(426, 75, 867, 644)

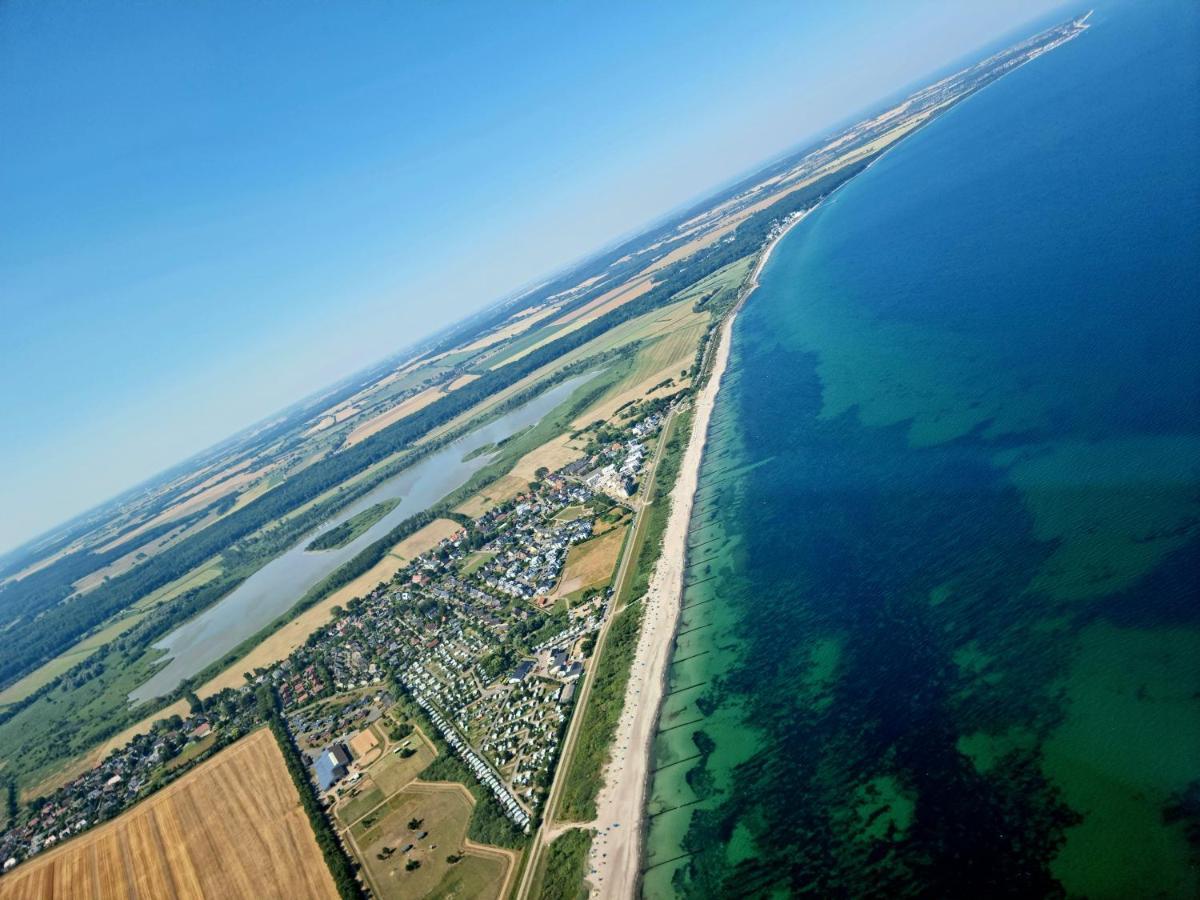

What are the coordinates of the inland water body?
(644, 3, 1199, 897)
(131, 371, 597, 703)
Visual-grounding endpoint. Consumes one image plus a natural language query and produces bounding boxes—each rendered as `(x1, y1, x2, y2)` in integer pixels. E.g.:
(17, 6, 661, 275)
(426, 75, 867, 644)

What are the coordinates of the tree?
(255, 683, 278, 719)
(408, 817, 423, 830)
(3, 775, 18, 824)
(185, 690, 204, 715)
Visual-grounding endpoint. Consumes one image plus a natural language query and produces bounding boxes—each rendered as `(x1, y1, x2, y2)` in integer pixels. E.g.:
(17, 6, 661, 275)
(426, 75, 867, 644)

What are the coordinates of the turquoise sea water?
(643, 3, 1199, 897)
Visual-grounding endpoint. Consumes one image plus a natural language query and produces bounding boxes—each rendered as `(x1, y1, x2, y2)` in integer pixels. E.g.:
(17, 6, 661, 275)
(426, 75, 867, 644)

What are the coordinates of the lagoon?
(130, 372, 595, 703)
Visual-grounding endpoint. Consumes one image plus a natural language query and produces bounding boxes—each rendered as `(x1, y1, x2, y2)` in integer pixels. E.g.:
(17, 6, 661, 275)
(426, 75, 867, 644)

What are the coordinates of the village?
(0, 397, 669, 874)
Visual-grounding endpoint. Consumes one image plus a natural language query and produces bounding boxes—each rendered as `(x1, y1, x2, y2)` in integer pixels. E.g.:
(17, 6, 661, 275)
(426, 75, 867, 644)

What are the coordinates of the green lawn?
(460, 551, 495, 576)
(337, 779, 386, 825)
(164, 733, 217, 771)
(428, 853, 508, 900)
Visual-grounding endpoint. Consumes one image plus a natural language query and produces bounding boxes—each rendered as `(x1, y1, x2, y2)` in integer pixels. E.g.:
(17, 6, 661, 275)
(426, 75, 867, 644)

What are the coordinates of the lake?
(130, 371, 596, 703)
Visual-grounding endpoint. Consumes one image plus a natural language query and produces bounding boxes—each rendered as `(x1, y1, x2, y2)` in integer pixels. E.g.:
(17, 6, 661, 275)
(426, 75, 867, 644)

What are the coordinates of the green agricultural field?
(671, 254, 753, 308)
(427, 853, 508, 900)
(552, 505, 588, 523)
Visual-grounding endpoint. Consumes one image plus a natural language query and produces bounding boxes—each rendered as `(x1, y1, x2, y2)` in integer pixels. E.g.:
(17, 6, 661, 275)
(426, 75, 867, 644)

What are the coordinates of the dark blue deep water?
(645, 3, 1200, 897)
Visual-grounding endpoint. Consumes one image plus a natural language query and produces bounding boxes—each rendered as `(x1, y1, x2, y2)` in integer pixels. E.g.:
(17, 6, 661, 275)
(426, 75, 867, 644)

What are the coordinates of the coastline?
(586, 209, 809, 898)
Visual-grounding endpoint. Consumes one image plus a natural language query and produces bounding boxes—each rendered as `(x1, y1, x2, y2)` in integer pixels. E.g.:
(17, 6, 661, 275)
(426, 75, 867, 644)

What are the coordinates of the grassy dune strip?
(557, 598, 646, 822)
(557, 409, 693, 821)
(531, 828, 594, 900)
(622, 411, 691, 605)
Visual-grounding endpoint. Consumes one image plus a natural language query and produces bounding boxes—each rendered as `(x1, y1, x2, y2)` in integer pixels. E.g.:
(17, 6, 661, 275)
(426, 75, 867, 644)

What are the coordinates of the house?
(315, 744, 351, 791)
(509, 660, 534, 684)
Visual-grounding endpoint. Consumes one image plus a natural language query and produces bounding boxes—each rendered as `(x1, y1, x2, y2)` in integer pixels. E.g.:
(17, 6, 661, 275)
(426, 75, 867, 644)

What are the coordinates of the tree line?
(256, 685, 365, 899)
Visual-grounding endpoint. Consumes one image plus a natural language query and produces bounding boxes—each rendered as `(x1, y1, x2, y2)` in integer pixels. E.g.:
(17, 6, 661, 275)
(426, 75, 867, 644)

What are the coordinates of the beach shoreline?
(586, 209, 809, 898)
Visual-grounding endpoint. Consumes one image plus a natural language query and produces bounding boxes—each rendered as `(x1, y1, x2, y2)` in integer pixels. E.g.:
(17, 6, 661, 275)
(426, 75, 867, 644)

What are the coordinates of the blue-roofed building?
(315, 743, 351, 790)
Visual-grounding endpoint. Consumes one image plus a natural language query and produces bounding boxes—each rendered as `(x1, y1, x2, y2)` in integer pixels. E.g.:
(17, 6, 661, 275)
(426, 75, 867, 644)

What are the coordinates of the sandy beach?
(586, 211, 808, 898)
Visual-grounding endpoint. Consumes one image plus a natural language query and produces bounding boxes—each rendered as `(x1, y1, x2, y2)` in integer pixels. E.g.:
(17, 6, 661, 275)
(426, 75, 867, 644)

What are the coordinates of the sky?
(0, 0, 1071, 553)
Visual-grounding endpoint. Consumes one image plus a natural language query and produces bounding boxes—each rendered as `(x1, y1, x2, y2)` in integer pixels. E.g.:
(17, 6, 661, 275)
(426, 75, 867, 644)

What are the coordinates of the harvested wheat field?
(0, 730, 338, 900)
(344, 371, 481, 447)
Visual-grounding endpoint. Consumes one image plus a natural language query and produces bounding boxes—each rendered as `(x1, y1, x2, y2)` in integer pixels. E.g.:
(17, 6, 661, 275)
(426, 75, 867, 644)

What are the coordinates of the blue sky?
(0, 0, 1069, 552)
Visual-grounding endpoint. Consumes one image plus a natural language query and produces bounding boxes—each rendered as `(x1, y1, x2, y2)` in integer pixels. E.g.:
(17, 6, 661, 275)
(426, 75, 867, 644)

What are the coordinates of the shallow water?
(644, 3, 1200, 896)
(130, 371, 595, 702)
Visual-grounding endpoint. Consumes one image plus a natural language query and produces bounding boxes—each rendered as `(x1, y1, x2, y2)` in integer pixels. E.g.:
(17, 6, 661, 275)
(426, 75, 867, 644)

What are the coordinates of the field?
(333, 721, 515, 900)
(456, 433, 584, 518)
(459, 551, 495, 577)
(390, 517, 463, 562)
(495, 278, 656, 368)
(345, 371, 480, 448)
(348, 782, 508, 900)
(345, 384, 447, 447)
(457, 306, 559, 353)
(0, 730, 338, 900)
(552, 524, 627, 600)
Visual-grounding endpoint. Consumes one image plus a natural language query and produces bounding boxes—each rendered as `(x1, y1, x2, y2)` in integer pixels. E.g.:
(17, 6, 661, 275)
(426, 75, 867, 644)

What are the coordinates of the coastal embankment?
(586, 210, 809, 898)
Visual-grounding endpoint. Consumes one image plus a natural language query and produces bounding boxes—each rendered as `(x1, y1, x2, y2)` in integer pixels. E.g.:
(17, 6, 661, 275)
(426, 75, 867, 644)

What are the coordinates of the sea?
(643, 2, 1199, 897)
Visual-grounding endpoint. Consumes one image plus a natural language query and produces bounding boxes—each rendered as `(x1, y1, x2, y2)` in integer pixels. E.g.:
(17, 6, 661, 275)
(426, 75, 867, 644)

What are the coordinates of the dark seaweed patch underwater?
(642, 3, 1200, 897)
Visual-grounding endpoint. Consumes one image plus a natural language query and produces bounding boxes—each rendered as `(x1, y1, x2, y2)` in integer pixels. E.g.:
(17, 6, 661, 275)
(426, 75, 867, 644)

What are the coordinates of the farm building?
(315, 743, 351, 791)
